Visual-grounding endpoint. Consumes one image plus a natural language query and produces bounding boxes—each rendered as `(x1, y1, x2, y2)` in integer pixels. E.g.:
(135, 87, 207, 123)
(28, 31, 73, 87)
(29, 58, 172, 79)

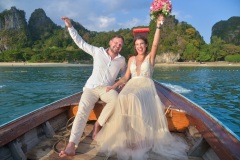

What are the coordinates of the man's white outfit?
(67, 27, 126, 146)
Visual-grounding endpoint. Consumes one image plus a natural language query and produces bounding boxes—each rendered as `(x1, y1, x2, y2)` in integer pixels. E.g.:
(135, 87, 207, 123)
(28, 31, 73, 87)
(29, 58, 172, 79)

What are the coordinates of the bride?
(94, 14, 188, 160)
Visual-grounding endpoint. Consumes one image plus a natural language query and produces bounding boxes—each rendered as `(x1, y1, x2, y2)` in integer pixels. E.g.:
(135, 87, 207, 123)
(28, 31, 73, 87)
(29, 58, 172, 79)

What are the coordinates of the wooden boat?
(0, 80, 239, 160)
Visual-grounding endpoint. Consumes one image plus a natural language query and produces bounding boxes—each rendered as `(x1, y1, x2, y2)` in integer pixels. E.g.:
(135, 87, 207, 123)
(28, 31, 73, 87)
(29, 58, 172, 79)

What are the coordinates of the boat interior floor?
(26, 121, 203, 160)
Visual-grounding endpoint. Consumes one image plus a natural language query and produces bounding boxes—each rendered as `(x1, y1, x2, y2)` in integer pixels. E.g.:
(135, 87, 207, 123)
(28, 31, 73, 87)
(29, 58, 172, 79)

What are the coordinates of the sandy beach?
(155, 61, 240, 67)
(0, 61, 240, 67)
(0, 62, 93, 67)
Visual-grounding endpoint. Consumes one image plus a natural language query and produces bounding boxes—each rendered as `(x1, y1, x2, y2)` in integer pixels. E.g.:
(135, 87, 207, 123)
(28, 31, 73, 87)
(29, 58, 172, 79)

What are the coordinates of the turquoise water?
(0, 66, 239, 139)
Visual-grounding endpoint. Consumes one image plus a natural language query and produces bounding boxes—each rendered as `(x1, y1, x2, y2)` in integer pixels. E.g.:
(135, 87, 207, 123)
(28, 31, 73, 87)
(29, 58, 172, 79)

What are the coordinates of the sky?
(0, 0, 239, 44)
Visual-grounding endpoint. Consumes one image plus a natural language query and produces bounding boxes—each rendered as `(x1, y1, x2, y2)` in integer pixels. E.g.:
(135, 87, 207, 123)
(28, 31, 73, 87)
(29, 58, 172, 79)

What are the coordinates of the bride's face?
(135, 39, 148, 55)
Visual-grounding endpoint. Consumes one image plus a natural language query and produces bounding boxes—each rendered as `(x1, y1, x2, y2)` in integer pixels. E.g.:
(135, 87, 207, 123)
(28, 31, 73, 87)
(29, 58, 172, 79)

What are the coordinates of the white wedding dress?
(95, 54, 188, 160)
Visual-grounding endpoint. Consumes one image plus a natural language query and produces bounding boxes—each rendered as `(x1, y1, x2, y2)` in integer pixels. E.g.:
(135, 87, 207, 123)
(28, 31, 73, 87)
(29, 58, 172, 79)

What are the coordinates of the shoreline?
(0, 62, 93, 67)
(0, 61, 240, 67)
(155, 61, 240, 67)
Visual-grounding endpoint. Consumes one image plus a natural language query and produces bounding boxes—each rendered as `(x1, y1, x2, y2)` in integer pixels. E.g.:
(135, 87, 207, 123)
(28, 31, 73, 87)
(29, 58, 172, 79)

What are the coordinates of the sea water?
(0, 66, 239, 139)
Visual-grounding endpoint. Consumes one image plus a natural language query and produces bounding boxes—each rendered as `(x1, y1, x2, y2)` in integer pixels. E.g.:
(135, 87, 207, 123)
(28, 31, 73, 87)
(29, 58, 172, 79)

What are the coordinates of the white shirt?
(68, 27, 126, 89)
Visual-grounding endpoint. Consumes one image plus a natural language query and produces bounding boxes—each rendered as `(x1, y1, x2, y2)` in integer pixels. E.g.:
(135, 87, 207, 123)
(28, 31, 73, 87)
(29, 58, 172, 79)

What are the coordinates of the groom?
(59, 16, 126, 157)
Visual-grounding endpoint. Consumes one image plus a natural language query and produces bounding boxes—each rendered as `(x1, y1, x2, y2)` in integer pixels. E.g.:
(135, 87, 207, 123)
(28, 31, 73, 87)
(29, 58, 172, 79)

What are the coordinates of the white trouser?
(69, 86, 118, 146)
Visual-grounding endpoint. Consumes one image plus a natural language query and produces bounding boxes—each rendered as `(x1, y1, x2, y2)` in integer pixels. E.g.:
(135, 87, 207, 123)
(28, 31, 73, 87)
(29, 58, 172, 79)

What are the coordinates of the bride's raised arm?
(149, 14, 165, 65)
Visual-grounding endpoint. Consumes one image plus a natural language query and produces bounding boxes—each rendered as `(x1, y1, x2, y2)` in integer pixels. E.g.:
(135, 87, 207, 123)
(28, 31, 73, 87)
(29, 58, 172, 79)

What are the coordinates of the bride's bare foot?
(92, 121, 102, 139)
(59, 142, 76, 157)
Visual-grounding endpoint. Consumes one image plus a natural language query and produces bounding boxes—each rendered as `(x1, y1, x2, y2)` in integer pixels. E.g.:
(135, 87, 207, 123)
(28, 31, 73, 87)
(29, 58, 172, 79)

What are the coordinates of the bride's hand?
(118, 83, 125, 89)
(157, 14, 165, 26)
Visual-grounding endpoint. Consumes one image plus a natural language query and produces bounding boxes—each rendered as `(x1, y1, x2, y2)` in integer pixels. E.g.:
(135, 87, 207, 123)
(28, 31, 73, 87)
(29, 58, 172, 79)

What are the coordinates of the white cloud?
(0, 0, 152, 32)
(1, 0, 239, 45)
(119, 18, 140, 29)
(99, 17, 116, 28)
(172, 10, 192, 22)
(85, 16, 115, 31)
(0, 0, 15, 11)
(99, 0, 123, 9)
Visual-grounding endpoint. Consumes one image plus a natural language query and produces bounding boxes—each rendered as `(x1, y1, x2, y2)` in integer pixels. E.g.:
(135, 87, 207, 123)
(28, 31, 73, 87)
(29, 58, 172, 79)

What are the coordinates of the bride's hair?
(133, 35, 148, 56)
(127, 35, 149, 60)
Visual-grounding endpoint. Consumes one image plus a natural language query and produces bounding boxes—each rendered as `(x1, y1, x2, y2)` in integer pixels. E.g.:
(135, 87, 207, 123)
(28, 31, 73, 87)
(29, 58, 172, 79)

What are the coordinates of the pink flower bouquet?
(150, 0, 172, 22)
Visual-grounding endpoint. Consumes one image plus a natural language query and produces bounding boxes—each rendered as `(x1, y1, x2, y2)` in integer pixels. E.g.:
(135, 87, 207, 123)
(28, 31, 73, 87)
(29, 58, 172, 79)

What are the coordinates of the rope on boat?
(52, 105, 175, 154)
(164, 105, 173, 116)
(52, 116, 75, 154)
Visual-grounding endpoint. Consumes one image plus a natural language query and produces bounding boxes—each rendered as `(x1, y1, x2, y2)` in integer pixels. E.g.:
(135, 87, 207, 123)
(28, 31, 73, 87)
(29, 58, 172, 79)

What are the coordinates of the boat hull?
(0, 81, 239, 160)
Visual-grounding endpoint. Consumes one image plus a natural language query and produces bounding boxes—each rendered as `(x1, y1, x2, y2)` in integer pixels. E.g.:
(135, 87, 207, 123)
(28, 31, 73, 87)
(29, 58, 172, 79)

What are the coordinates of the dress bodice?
(130, 54, 153, 78)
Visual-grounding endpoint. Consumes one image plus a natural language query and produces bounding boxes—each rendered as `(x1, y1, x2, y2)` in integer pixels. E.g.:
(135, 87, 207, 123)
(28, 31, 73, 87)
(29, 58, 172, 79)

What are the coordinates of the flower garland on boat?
(150, 0, 172, 23)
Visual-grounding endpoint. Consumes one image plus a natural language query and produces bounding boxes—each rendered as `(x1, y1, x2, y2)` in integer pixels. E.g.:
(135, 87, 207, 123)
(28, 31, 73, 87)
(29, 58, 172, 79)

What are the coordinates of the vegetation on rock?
(0, 7, 239, 63)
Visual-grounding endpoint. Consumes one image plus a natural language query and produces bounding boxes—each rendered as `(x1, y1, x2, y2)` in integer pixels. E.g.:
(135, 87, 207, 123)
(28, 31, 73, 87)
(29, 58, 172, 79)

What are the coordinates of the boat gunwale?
(154, 80, 240, 159)
(0, 92, 81, 147)
(0, 92, 81, 128)
(159, 80, 239, 141)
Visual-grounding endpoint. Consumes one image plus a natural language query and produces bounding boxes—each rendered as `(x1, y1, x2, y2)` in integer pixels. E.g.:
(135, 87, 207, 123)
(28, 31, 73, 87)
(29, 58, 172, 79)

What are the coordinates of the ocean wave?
(161, 83, 191, 94)
(0, 85, 6, 89)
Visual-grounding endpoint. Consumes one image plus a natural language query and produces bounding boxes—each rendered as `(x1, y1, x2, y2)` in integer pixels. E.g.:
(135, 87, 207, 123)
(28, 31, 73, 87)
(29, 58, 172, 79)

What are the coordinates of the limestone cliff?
(155, 53, 181, 63)
(211, 16, 240, 45)
(0, 7, 29, 51)
(28, 8, 59, 41)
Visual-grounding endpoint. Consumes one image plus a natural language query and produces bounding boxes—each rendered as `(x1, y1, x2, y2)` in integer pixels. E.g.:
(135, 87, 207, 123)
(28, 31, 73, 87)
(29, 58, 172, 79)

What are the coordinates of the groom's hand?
(61, 16, 73, 28)
(106, 86, 114, 92)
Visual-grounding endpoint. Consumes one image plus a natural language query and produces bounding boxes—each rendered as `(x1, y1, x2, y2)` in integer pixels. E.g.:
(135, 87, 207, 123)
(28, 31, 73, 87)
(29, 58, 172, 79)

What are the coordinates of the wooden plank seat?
(68, 100, 106, 121)
(68, 100, 190, 133)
